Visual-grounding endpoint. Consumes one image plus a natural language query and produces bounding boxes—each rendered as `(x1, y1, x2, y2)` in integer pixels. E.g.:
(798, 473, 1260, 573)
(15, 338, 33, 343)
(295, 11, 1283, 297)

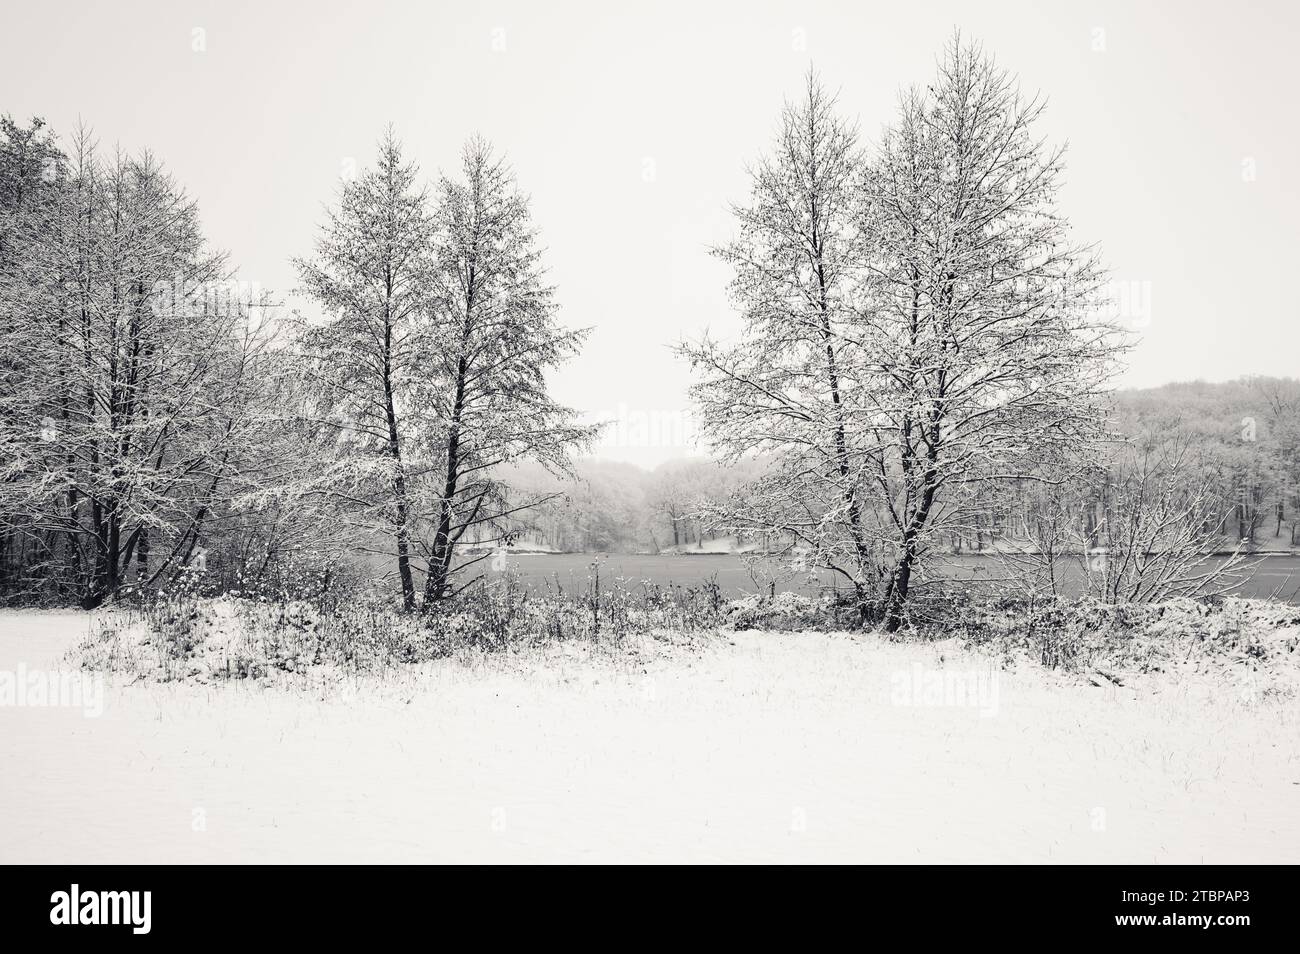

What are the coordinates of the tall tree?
(687, 43, 1122, 629)
(0, 115, 65, 595)
(294, 130, 436, 610)
(418, 138, 594, 603)
(856, 36, 1121, 628)
(681, 71, 883, 613)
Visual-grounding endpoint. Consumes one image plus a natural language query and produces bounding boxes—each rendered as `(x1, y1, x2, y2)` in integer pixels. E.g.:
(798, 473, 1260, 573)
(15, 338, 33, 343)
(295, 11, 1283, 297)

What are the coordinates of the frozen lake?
(461, 552, 1300, 602)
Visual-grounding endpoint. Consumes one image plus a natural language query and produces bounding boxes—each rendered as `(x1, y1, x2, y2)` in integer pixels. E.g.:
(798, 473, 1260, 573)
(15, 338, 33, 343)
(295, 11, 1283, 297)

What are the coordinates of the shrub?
(73, 571, 729, 682)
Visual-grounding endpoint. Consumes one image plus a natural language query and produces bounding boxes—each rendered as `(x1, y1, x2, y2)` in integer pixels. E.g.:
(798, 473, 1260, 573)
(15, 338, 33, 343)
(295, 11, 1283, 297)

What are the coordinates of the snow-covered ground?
(2, 609, 1298, 863)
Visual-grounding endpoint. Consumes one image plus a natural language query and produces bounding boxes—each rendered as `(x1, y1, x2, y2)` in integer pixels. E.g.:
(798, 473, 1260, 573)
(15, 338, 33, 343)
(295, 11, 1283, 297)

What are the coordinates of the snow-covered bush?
(724, 591, 834, 631)
(73, 572, 728, 682)
(944, 595, 1300, 697)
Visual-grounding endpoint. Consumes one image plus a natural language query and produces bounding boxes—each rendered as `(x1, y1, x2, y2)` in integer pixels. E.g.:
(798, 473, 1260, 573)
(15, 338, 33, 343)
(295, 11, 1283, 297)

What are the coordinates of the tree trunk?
(423, 353, 469, 607)
(381, 301, 416, 611)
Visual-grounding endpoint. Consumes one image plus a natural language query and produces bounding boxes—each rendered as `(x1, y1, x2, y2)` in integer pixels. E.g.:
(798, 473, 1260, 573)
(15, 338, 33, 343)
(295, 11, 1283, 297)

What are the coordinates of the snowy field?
(2, 608, 1298, 864)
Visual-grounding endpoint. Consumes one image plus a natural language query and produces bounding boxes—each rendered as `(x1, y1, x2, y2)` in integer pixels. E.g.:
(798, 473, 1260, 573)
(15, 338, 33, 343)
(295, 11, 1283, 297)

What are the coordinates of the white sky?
(3, 0, 1297, 466)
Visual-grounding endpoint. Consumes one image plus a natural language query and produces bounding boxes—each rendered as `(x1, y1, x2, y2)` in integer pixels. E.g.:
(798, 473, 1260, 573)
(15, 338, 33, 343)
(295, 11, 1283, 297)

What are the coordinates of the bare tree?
(1082, 433, 1251, 603)
(991, 464, 1096, 599)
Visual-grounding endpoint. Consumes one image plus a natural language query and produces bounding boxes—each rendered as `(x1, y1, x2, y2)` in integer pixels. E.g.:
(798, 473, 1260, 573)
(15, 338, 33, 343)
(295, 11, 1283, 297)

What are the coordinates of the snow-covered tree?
(293, 133, 593, 607)
(0, 125, 263, 606)
(293, 130, 437, 609)
(418, 138, 595, 602)
(687, 43, 1123, 628)
(682, 71, 884, 611)
(0, 115, 65, 595)
(856, 36, 1121, 628)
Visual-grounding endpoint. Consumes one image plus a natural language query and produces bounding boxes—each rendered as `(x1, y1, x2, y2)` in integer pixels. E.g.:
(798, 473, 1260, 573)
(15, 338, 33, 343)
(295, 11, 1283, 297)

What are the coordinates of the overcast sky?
(3, 0, 1296, 466)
